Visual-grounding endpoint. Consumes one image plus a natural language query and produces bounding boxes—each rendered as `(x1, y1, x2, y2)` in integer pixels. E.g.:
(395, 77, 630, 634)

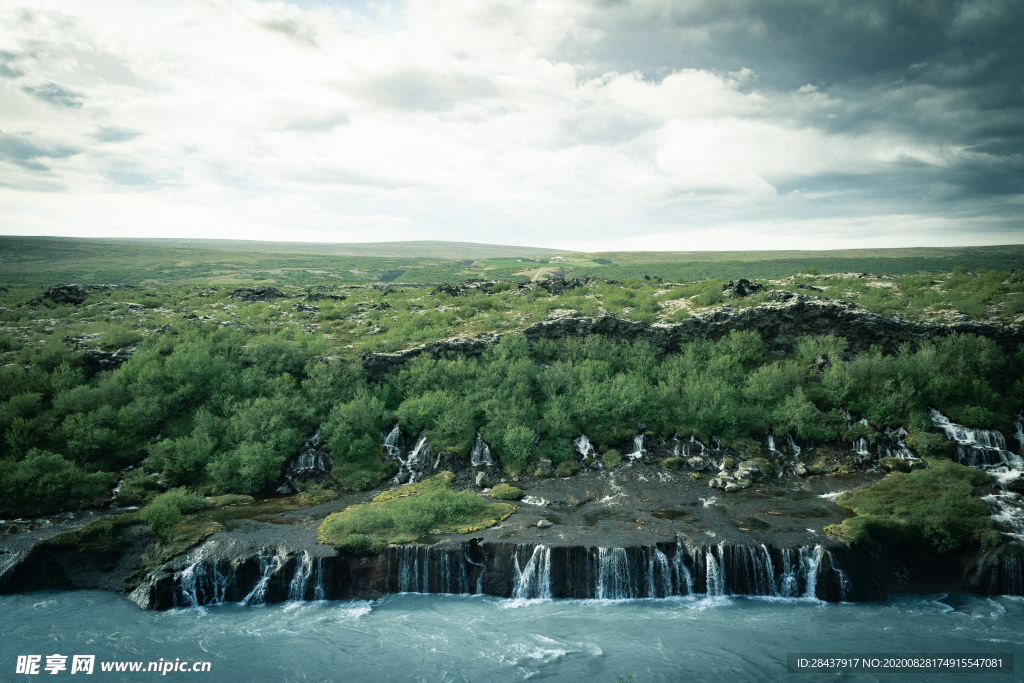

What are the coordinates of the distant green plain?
(1, 236, 1022, 286)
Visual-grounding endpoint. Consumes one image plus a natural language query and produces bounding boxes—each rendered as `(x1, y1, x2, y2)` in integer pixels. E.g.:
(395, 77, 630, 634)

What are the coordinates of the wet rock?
(536, 459, 553, 473)
(687, 457, 710, 471)
(284, 431, 334, 483)
(536, 519, 553, 528)
(432, 450, 462, 473)
(794, 464, 809, 477)
(276, 484, 292, 495)
(475, 472, 492, 488)
(230, 286, 286, 302)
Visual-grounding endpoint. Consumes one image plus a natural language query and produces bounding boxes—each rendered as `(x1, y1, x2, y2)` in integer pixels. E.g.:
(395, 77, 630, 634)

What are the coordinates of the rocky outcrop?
(360, 334, 499, 378)
(230, 286, 287, 302)
(722, 279, 765, 298)
(283, 431, 334, 484)
(82, 345, 138, 375)
(359, 294, 1024, 377)
(120, 531, 1024, 609)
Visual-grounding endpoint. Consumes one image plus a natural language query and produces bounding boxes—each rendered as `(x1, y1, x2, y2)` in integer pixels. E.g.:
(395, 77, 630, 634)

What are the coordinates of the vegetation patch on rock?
(489, 483, 525, 500)
(317, 472, 516, 555)
(824, 458, 999, 553)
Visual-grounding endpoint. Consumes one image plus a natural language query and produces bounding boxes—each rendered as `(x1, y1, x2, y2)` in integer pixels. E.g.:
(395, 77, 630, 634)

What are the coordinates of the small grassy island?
(317, 473, 516, 554)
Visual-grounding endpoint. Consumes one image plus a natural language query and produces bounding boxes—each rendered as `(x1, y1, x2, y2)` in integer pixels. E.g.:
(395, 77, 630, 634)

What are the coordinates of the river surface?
(2, 591, 1022, 682)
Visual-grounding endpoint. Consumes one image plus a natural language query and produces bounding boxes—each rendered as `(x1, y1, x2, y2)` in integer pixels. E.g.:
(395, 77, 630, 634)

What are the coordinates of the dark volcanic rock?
(83, 345, 138, 374)
(430, 283, 466, 297)
(722, 279, 765, 298)
(360, 334, 499, 378)
(230, 286, 286, 301)
(284, 431, 334, 483)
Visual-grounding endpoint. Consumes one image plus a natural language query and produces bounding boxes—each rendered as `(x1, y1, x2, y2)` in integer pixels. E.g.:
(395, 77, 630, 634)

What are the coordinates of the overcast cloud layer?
(0, 0, 1021, 250)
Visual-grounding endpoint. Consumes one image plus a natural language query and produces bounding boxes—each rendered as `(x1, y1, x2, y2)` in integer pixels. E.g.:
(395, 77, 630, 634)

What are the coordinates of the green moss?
(318, 473, 516, 554)
(723, 457, 736, 470)
(907, 431, 955, 459)
(298, 482, 339, 505)
(660, 456, 684, 470)
(827, 458, 997, 552)
(39, 512, 141, 555)
(555, 460, 580, 477)
(602, 450, 622, 470)
(204, 494, 255, 508)
(490, 483, 525, 500)
(751, 457, 773, 476)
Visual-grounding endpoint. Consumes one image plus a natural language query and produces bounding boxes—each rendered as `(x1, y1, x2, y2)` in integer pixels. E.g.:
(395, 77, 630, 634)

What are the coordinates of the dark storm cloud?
(563, 0, 1024, 200)
(0, 131, 79, 171)
(22, 82, 85, 107)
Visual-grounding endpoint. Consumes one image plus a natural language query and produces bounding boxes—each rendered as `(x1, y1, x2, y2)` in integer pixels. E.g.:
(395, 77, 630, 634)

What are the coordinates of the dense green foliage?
(489, 483, 525, 500)
(827, 459, 999, 552)
(317, 473, 516, 554)
(1, 265, 1022, 518)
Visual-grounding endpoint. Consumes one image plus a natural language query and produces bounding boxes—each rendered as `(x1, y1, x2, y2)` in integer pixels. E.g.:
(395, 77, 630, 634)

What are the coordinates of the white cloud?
(0, 0, 1018, 250)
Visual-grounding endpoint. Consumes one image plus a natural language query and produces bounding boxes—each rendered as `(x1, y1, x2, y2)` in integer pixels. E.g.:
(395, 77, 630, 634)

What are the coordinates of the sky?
(0, 0, 1021, 252)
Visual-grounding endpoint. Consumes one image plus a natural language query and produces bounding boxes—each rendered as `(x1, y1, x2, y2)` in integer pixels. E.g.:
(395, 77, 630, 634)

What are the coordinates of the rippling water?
(2, 592, 1022, 682)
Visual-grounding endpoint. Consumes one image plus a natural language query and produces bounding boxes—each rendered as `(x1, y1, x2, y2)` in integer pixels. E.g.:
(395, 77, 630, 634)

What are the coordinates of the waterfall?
(381, 424, 404, 459)
(396, 545, 470, 594)
(1003, 556, 1023, 595)
(673, 539, 695, 595)
(826, 551, 854, 601)
(929, 409, 1023, 470)
(176, 552, 229, 608)
(512, 545, 552, 599)
(463, 548, 487, 595)
(389, 429, 431, 484)
(778, 548, 799, 598)
(876, 426, 917, 461)
(625, 434, 646, 461)
(800, 546, 823, 599)
(469, 432, 493, 467)
(705, 545, 725, 597)
(596, 548, 637, 599)
(767, 435, 777, 454)
(288, 551, 313, 601)
(241, 550, 286, 606)
(652, 549, 673, 598)
(786, 435, 802, 459)
(286, 429, 334, 480)
(573, 434, 597, 460)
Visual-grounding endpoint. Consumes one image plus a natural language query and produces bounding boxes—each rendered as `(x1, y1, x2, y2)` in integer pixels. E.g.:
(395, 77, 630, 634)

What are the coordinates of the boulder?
(687, 457, 710, 471)
(536, 519, 553, 528)
(722, 279, 765, 298)
(475, 472, 492, 488)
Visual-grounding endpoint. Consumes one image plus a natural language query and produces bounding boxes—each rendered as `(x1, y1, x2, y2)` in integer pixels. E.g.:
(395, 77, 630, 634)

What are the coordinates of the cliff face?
(360, 294, 1024, 377)
(119, 534, 1023, 610)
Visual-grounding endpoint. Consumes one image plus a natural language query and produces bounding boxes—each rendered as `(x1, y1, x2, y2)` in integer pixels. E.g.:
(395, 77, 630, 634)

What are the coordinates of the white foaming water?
(5, 590, 1024, 683)
(818, 491, 847, 501)
(929, 409, 1023, 470)
(241, 549, 287, 607)
(573, 434, 597, 460)
(786, 434, 802, 459)
(387, 428, 431, 484)
(469, 431, 493, 467)
(511, 545, 552, 600)
(625, 434, 646, 461)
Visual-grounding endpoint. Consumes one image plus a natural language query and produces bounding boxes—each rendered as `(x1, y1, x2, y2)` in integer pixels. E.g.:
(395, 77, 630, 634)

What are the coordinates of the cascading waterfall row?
(171, 549, 327, 608)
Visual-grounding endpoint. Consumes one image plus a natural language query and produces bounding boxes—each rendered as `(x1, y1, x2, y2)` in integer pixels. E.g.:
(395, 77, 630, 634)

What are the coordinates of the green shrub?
(298, 482, 339, 504)
(880, 457, 911, 473)
(490, 483, 525, 500)
(0, 449, 117, 516)
(602, 450, 622, 469)
(660, 456, 684, 470)
(723, 457, 736, 470)
(139, 487, 205, 544)
(340, 469, 380, 492)
(907, 431, 955, 459)
(555, 460, 580, 477)
(115, 468, 163, 507)
(751, 457, 774, 476)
